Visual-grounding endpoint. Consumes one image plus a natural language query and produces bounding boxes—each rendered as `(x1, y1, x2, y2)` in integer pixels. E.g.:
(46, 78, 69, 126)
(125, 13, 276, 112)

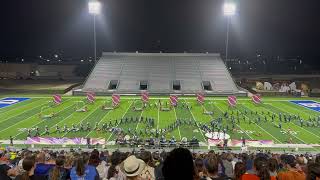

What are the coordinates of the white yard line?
(269, 104, 320, 139)
(135, 110, 145, 130)
(0, 101, 48, 124)
(157, 104, 160, 130)
(85, 110, 113, 138)
(237, 104, 282, 143)
(183, 100, 207, 143)
(14, 103, 75, 138)
(172, 107, 182, 140)
(61, 102, 103, 137)
(211, 104, 253, 140)
(106, 101, 134, 141)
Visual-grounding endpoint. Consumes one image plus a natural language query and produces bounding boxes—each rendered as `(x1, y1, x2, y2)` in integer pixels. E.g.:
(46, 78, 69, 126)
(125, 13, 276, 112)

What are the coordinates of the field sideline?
(0, 95, 320, 145)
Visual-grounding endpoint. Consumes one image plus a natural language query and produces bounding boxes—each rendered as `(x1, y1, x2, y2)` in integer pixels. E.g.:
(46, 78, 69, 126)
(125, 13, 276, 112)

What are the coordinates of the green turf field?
(0, 95, 320, 145)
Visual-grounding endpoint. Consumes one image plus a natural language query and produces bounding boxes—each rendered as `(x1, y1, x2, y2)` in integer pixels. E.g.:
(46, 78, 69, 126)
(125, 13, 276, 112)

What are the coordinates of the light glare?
(88, 1, 101, 15)
(224, 2, 236, 16)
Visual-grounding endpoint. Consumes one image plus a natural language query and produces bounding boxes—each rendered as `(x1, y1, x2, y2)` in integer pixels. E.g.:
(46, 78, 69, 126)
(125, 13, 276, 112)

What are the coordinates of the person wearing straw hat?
(121, 155, 146, 180)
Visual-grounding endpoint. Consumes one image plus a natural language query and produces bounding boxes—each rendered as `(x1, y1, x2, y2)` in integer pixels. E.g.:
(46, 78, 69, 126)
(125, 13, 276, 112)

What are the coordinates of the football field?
(0, 95, 320, 145)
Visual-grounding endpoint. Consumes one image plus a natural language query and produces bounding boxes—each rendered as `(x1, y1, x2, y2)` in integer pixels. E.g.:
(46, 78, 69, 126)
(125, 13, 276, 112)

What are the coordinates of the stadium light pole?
(88, 0, 101, 63)
(223, 2, 236, 61)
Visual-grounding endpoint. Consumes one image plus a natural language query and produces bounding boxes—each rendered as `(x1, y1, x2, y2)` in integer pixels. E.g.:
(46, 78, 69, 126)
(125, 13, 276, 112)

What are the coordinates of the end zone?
(0, 97, 30, 109)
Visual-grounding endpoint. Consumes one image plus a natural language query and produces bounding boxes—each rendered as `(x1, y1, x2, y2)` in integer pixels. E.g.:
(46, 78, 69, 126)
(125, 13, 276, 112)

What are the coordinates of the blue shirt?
(70, 165, 99, 180)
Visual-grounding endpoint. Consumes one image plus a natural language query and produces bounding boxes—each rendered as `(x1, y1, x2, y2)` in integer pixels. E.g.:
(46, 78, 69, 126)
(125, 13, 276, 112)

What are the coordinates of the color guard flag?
(170, 95, 178, 106)
(196, 92, 205, 104)
(53, 94, 62, 104)
(87, 92, 95, 103)
(141, 91, 149, 103)
(227, 96, 237, 107)
(112, 94, 121, 107)
(252, 94, 262, 104)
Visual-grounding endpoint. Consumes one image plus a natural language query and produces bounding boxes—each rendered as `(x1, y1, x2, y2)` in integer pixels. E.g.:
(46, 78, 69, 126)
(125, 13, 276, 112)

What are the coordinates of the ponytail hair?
(76, 153, 89, 177)
(50, 155, 65, 180)
(107, 151, 121, 179)
(254, 156, 270, 180)
(307, 162, 320, 180)
(21, 156, 36, 180)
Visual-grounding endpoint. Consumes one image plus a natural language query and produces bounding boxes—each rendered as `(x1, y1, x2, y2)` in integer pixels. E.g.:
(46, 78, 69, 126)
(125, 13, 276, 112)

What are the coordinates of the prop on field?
(133, 100, 144, 111)
(141, 91, 149, 103)
(272, 83, 280, 91)
(49, 94, 62, 106)
(289, 82, 297, 91)
(86, 92, 95, 103)
(101, 94, 121, 110)
(227, 96, 237, 107)
(170, 95, 178, 107)
(39, 106, 55, 119)
(203, 101, 214, 115)
(196, 92, 205, 104)
(256, 82, 264, 90)
(263, 82, 272, 90)
(75, 101, 88, 112)
(159, 100, 172, 111)
(251, 94, 262, 104)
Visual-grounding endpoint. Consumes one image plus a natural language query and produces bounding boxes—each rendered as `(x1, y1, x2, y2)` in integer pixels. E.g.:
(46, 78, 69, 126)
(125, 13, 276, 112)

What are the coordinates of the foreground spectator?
(35, 152, 54, 177)
(241, 156, 276, 180)
(16, 156, 46, 180)
(277, 155, 305, 180)
(234, 162, 246, 180)
(104, 151, 126, 180)
(162, 148, 195, 180)
(48, 155, 69, 180)
(139, 151, 155, 180)
(306, 162, 320, 180)
(0, 149, 18, 180)
(70, 153, 99, 180)
(121, 155, 146, 180)
(203, 155, 231, 180)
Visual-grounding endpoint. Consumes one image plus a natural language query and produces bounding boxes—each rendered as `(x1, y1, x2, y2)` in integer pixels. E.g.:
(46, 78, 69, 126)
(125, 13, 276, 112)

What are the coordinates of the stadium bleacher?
(80, 53, 245, 95)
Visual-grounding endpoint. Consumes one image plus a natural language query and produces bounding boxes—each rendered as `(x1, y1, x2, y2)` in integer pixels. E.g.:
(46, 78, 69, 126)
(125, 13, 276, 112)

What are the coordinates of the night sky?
(0, 0, 320, 64)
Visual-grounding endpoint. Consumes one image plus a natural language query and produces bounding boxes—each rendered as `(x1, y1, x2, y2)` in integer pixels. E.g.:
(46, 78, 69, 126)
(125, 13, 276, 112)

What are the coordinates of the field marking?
(238, 104, 282, 143)
(0, 99, 72, 134)
(172, 107, 182, 140)
(183, 100, 207, 143)
(0, 98, 42, 117)
(135, 110, 145, 130)
(0, 100, 49, 124)
(269, 104, 320, 140)
(85, 109, 113, 138)
(157, 102, 160, 130)
(106, 101, 134, 142)
(61, 102, 104, 137)
(211, 103, 253, 140)
(13, 103, 75, 138)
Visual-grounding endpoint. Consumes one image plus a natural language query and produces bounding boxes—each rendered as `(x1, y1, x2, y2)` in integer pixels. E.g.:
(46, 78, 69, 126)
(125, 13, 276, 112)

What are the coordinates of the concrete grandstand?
(75, 52, 246, 96)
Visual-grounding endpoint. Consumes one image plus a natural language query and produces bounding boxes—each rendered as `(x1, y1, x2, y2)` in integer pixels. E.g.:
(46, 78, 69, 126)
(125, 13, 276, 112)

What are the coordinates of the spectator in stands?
(162, 148, 195, 180)
(315, 156, 320, 165)
(234, 162, 246, 180)
(277, 155, 305, 180)
(306, 162, 320, 180)
(0, 149, 18, 180)
(202, 155, 230, 180)
(195, 158, 205, 178)
(268, 158, 278, 177)
(35, 152, 54, 177)
(222, 153, 234, 178)
(121, 155, 146, 180)
(48, 155, 69, 180)
(139, 151, 155, 180)
(297, 156, 307, 173)
(15, 155, 46, 180)
(154, 151, 167, 180)
(18, 150, 32, 174)
(103, 151, 125, 180)
(241, 156, 276, 180)
(70, 153, 99, 180)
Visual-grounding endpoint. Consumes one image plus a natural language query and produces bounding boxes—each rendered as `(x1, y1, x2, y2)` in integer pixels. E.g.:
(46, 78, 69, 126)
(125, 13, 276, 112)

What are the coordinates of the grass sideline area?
(0, 95, 320, 149)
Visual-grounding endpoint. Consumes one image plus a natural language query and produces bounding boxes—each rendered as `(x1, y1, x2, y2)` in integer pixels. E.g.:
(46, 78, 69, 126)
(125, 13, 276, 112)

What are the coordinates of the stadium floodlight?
(88, 0, 101, 15)
(88, 0, 101, 63)
(223, 2, 236, 16)
(54, 54, 58, 58)
(223, 2, 236, 61)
